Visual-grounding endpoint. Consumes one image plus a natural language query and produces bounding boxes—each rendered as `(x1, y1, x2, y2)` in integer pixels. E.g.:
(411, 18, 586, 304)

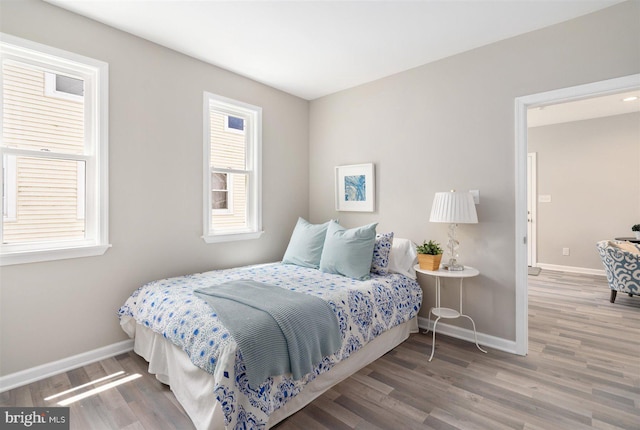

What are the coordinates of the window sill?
(202, 231, 264, 244)
(0, 244, 112, 266)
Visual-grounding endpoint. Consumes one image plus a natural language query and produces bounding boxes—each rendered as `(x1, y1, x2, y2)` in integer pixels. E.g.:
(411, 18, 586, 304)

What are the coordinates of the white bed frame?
(126, 317, 418, 430)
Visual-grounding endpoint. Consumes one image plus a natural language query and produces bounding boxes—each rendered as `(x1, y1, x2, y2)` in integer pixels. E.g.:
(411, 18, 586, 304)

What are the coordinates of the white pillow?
(387, 238, 417, 279)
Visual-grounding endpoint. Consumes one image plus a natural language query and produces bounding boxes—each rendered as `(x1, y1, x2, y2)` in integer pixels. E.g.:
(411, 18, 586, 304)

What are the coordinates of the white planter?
(635, 231, 640, 240)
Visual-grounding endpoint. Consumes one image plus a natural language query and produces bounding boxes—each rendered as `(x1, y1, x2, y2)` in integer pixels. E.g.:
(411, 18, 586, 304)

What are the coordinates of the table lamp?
(429, 190, 478, 271)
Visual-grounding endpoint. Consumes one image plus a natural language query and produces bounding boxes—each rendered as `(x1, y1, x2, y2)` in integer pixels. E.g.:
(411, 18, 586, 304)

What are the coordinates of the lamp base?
(443, 259, 465, 271)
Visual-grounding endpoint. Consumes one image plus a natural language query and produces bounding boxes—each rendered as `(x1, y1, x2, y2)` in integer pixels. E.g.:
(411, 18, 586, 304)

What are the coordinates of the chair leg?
(610, 290, 617, 303)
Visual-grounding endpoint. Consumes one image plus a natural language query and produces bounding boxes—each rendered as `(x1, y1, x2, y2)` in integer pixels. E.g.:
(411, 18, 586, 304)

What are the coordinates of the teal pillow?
(282, 218, 331, 269)
(320, 221, 378, 280)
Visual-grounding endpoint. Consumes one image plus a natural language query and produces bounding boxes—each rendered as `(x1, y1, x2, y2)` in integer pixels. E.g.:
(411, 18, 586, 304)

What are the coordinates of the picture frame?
(335, 163, 375, 212)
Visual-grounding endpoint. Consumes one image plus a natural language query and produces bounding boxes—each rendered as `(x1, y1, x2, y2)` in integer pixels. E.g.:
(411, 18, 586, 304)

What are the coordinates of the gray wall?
(309, 1, 640, 341)
(529, 112, 640, 270)
(0, 0, 309, 375)
(2, 0, 639, 377)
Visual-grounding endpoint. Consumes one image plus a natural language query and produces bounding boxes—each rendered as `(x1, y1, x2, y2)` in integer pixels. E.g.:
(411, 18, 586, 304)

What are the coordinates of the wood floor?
(2, 270, 639, 429)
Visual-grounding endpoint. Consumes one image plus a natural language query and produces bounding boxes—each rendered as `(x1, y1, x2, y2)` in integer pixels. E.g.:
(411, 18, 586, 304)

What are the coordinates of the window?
(203, 92, 262, 243)
(44, 71, 84, 102)
(224, 115, 245, 134)
(211, 172, 232, 214)
(0, 33, 109, 265)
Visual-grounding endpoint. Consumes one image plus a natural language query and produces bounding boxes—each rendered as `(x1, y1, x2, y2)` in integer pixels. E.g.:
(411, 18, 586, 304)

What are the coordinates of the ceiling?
(44, 0, 624, 100)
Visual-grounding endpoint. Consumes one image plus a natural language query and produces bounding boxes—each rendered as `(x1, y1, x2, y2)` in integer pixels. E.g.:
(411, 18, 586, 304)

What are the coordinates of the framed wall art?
(335, 163, 375, 212)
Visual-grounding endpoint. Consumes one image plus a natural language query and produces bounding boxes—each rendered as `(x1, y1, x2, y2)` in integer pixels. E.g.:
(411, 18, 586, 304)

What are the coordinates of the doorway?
(513, 73, 640, 356)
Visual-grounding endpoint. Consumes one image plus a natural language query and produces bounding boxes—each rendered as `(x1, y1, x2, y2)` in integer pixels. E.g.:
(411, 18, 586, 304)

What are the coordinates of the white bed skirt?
(124, 317, 418, 430)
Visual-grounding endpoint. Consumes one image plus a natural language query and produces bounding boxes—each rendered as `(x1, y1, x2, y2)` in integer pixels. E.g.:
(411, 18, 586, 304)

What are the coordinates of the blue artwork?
(344, 175, 366, 201)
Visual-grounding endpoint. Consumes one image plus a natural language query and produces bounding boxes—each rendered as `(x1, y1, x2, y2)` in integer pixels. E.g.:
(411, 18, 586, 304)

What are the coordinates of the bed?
(118, 220, 422, 430)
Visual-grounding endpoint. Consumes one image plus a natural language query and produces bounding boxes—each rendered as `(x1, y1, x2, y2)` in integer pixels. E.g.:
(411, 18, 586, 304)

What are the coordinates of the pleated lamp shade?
(429, 191, 478, 224)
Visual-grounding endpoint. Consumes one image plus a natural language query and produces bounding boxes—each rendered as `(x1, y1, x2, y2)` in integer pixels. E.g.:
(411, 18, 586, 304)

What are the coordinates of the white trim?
(0, 147, 91, 161)
(2, 154, 16, 221)
(515, 93, 529, 356)
(202, 230, 264, 244)
(514, 73, 640, 358)
(1, 33, 105, 74)
(0, 339, 133, 393)
(202, 92, 262, 243)
(535, 263, 606, 276)
(0, 33, 110, 265)
(0, 244, 111, 266)
(527, 152, 537, 267)
(417, 317, 517, 355)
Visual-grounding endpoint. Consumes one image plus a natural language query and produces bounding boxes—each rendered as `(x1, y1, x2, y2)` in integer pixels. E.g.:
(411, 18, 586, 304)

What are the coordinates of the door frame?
(514, 73, 640, 356)
(527, 152, 537, 268)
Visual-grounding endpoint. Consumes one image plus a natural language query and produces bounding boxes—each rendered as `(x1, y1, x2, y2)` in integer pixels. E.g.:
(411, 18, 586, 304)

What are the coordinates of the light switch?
(538, 195, 552, 203)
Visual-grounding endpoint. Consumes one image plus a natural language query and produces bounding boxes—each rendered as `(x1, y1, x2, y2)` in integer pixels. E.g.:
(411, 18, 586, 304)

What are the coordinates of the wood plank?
(2, 269, 639, 429)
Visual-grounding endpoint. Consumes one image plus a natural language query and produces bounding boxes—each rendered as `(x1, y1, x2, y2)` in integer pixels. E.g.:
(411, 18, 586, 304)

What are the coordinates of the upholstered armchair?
(596, 240, 640, 303)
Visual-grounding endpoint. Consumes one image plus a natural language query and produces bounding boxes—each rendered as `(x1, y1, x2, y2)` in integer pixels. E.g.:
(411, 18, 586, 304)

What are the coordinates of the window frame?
(202, 92, 262, 243)
(0, 33, 110, 266)
(44, 71, 84, 103)
(211, 171, 233, 215)
(2, 154, 16, 221)
(224, 114, 245, 135)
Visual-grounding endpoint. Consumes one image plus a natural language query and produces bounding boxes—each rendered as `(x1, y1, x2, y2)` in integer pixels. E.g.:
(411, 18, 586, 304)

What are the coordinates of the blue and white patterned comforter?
(118, 263, 422, 429)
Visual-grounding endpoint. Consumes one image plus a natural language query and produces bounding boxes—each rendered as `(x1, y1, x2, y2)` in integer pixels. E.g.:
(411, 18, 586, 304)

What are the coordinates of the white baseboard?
(535, 263, 605, 276)
(1, 322, 519, 393)
(0, 339, 134, 393)
(417, 316, 519, 355)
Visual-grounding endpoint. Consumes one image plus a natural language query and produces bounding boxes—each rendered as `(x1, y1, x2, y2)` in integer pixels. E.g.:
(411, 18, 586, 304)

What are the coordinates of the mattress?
(118, 262, 422, 429)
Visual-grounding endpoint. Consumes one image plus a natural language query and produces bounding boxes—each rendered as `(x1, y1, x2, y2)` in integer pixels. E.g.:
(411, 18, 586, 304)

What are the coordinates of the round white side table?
(414, 264, 487, 361)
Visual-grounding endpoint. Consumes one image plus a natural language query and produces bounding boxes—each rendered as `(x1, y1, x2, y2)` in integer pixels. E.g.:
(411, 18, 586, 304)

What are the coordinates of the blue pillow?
(371, 232, 394, 275)
(320, 221, 378, 280)
(282, 218, 331, 269)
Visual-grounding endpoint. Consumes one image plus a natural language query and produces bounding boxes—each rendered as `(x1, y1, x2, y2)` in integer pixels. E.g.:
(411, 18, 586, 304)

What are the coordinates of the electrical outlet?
(562, 248, 570, 256)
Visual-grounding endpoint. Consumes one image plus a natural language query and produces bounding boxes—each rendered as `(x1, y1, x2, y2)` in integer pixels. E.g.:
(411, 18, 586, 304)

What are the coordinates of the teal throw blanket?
(194, 280, 341, 387)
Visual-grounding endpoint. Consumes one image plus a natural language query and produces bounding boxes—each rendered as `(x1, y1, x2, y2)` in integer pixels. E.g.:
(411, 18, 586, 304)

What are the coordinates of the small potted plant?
(416, 240, 444, 271)
(632, 224, 640, 240)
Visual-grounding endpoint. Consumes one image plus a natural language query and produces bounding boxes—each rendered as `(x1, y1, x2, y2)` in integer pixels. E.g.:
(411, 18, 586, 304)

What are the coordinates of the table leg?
(423, 277, 440, 336)
(429, 316, 441, 361)
(423, 308, 433, 335)
(459, 314, 488, 354)
(427, 277, 442, 360)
